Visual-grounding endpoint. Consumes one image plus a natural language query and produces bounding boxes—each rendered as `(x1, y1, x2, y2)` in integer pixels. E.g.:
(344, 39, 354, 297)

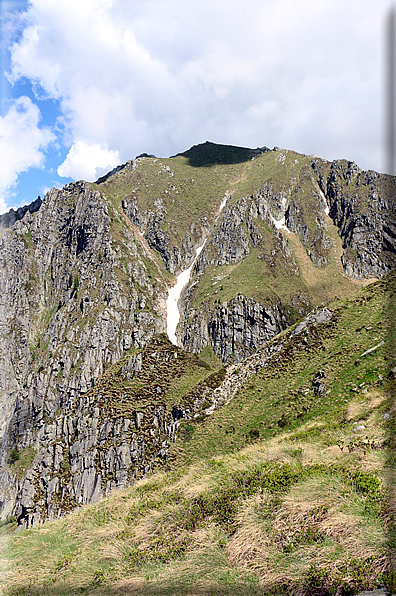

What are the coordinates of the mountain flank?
(1, 268, 395, 595)
(0, 141, 395, 594)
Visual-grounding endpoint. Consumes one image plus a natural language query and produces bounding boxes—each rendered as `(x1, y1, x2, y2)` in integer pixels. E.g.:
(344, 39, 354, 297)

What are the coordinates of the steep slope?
(105, 143, 396, 363)
(2, 270, 394, 596)
(0, 142, 395, 529)
(0, 182, 168, 522)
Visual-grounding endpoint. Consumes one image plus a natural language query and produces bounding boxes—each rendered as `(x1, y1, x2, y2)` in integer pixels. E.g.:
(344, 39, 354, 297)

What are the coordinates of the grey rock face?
(201, 199, 250, 268)
(0, 181, 165, 526)
(0, 197, 42, 233)
(203, 305, 334, 416)
(182, 296, 288, 364)
(207, 297, 288, 364)
(2, 332, 211, 528)
(290, 307, 333, 337)
(313, 159, 396, 278)
(179, 295, 291, 365)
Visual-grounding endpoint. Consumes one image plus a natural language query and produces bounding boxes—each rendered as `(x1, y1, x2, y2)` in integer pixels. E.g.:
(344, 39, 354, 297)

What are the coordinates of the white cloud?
(57, 140, 120, 181)
(0, 96, 54, 213)
(6, 0, 394, 174)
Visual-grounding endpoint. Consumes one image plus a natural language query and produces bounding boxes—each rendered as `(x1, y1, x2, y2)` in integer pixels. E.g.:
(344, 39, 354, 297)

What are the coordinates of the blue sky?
(0, 0, 394, 214)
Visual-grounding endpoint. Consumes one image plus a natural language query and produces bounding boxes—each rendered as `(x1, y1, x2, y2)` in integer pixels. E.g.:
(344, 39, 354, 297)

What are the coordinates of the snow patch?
(270, 214, 290, 232)
(218, 195, 228, 212)
(166, 195, 228, 346)
(318, 189, 330, 216)
(166, 241, 206, 346)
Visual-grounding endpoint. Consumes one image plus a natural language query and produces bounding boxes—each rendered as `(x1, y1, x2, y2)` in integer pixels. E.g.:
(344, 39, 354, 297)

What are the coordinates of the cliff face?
(0, 181, 167, 522)
(0, 197, 41, 233)
(0, 181, 163, 437)
(1, 142, 395, 527)
(312, 158, 396, 278)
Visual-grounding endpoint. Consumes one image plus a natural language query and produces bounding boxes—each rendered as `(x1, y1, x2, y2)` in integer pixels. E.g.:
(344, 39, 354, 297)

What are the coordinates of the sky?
(0, 0, 394, 214)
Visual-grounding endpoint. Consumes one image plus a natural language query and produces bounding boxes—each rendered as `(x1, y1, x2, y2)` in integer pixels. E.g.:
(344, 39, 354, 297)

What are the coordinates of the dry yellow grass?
(1, 390, 390, 596)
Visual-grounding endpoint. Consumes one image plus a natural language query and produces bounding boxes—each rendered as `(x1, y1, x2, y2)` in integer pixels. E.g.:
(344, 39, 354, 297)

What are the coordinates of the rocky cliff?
(0, 181, 168, 523)
(1, 142, 395, 527)
(312, 158, 396, 278)
(0, 196, 41, 233)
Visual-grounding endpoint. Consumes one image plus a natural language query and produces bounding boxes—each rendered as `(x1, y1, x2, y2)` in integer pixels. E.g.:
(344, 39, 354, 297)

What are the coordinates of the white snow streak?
(270, 214, 290, 232)
(166, 196, 228, 346)
(166, 242, 206, 346)
(318, 189, 330, 215)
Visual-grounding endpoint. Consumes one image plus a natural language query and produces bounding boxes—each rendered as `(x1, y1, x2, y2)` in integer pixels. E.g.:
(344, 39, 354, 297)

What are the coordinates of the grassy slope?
(2, 272, 394, 596)
(186, 149, 369, 318)
(97, 147, 363, 325)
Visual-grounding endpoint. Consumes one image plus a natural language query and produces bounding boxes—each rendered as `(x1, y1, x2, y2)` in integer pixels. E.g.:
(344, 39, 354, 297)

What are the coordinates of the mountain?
(2, 268, 394, 594)
(0, 142, 395, 592)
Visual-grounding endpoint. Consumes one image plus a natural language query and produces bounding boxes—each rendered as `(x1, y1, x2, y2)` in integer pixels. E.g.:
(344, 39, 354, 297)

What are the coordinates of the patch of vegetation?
(21, 230, 32, 248)
(73, 275, 79, 293)
(7, 447, 36, 480)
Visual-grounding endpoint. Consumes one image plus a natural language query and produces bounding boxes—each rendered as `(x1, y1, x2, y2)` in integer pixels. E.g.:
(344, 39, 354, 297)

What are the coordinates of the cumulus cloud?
(0, 96, 54, 213)
(6, 0, 392, 174)
(57, 141, 120, 181)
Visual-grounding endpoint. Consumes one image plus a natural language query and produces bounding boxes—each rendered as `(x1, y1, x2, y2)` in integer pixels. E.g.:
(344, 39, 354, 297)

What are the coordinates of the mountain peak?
(175, 140, 270, 166)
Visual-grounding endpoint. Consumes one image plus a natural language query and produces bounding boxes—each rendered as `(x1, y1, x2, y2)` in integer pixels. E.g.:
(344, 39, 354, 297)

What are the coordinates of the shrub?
(8, 449, 20, 464)
(350, 471, 380, 495)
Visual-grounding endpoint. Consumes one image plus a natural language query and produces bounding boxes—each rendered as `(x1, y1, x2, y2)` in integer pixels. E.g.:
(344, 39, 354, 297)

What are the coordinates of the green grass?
(6, 448, 36, 480)
(175, 272, 394, 467)
(2, 270, 394, 596)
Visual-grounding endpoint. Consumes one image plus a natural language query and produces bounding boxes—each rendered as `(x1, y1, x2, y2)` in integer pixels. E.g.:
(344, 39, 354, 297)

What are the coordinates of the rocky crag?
(3, 334, 225, 527)
(0, 196, 41, 233)
(0, 142, 395, 526)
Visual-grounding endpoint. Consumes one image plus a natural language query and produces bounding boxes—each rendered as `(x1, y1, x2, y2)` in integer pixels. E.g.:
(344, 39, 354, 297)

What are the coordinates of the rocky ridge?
(1, 142, 396, 527)
(0, 197, 42, 233)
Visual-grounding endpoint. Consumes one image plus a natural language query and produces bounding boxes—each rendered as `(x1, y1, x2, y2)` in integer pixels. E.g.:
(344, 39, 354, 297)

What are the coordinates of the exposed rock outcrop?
(180, 296, 290, 365)
(312, 159, 396, 278)
(123, 196, 205, 274)
(0, 196, 42, 232)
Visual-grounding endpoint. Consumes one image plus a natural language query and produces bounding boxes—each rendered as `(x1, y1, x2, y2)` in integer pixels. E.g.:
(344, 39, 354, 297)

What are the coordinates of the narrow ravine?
(166, 195, 228, 346)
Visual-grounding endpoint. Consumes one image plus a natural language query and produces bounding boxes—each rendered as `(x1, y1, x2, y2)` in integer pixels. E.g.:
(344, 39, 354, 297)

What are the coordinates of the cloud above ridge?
(0, 96, 54, 213)
(57, 141, 120, 181)
(5, 0, 391, 181)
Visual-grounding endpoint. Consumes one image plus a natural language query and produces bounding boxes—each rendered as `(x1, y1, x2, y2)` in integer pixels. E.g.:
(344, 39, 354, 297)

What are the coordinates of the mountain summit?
(0, 142, 395, 531)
